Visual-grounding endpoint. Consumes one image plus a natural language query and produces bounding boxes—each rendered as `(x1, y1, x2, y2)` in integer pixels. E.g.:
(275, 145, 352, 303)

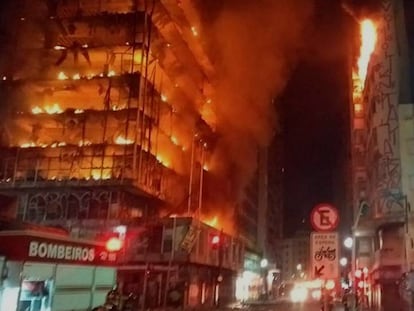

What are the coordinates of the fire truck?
(0, 229, 119, 311)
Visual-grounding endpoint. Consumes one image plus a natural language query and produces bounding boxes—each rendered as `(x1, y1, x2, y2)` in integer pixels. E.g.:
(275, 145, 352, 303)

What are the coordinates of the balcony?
(373, 248, 404, 269)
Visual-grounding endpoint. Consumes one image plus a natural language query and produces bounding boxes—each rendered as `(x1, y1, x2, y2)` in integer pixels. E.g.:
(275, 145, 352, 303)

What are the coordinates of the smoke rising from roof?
(195, 0, 314, 195)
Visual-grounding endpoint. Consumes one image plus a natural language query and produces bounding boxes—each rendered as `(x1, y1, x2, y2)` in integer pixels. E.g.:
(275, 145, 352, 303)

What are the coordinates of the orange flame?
(57, 72, 69, 80)
(357, 19, 377, 85)
(114, 136, 134, 145)
(44, 103, 63, 114)
(91, 169, 111, 180)
(31, 106, 43, 114)
(156, 155, 170, 168)
(204, 216, 218, 228)
(32, 103, 63, 114)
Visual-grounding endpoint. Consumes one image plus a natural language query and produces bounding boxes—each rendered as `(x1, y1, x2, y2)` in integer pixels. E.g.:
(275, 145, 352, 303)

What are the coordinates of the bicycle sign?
(314, 246, 336, 261)
(310, 232, 339, 280)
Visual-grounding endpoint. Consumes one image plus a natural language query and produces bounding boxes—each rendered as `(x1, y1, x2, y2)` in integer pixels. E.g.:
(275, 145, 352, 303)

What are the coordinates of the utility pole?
(351, 201, 368, 311)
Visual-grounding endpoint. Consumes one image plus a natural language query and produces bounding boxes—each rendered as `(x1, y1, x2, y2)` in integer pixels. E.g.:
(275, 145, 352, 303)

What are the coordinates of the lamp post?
(260, 258, 269, 300)
(350, 201, 367, 311)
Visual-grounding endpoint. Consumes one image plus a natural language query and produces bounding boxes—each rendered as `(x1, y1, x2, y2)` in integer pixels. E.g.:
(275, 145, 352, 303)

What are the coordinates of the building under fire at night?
(0, 0, 292, 311)
(349, 0, 414, 310)
(0, 0, 260, 310)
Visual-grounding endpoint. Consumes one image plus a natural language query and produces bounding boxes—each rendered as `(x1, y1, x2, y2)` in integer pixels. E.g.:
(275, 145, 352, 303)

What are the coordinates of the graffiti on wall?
(368, 0, 404, 217)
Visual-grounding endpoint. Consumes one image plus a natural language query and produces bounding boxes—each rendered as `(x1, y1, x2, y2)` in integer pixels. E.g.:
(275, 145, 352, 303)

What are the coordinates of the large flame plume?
(357, 19, 377, 84)
(353, 19, 377, 107)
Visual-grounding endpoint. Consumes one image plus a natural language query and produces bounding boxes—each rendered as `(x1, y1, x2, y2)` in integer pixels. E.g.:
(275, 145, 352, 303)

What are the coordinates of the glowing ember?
(20, 142, 36, 148)
(357, 19, 377, 85)
(115, 136, 134, 145)
(51, 142, 66, 148)
(57, 72, 68, 80)
(171, 136, 178, 145)
(72, 73, 81, 80)
(74, 109, 84, 114)
(191, 26, 198, 37)
(203, 164, 209, 171)
(161, 94, 168, 102)
(78, 140, 92, 146)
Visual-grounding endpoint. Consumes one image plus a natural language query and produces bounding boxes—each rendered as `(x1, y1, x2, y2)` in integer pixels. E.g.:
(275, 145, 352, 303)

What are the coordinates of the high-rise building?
(235, 134, 284, 299)
(0, 0, 248, 308)
(349, 0, 414, 309)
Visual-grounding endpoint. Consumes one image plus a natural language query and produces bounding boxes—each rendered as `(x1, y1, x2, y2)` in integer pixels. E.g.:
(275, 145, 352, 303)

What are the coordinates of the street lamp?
(344, 237, 353, 249)
(296, 263, 302, 271)
(260, 258, 268, 269)
(340, 257, 348, 267)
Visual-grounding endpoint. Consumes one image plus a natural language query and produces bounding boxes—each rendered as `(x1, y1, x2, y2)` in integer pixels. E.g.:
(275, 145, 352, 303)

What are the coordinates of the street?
(232, 301, 344, 311)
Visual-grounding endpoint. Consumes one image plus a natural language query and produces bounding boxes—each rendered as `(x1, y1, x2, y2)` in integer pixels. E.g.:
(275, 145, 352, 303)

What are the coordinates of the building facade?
(349, 0, 414, 309)
(280, 231, 310, 283)
(236, 143, 284, 300)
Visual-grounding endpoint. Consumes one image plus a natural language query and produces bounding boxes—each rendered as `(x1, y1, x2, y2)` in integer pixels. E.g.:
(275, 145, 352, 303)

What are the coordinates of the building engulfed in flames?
(0, 0, 216, 225)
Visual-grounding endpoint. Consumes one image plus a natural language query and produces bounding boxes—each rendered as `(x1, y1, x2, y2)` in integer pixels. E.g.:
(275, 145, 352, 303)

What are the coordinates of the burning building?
(0, 0, 312, 308)
(349, 0, 414, 309)
(0, 0, 216, 224)
(0, 0, 246, 308)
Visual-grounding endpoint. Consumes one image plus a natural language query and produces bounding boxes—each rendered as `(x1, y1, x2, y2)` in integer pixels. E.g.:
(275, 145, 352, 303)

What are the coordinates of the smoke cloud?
(194, 0, 314, 196)
(341, 0, 382, 21)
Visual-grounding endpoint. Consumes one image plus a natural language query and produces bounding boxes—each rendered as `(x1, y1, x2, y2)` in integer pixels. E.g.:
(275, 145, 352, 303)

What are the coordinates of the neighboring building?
(235, 134, 284, 300)
(0, 0, 247, 308)
(280, 231, 310, 282)
(349, 0, 414, 309)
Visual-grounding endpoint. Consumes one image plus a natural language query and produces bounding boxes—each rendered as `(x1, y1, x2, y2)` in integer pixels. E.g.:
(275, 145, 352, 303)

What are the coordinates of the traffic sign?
(310, 232, 339, 280)
(310, 203, 339, 232)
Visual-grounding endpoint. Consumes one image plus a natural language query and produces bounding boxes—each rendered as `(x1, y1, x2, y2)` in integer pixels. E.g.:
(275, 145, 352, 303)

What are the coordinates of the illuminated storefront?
(0, 230, 118, 311)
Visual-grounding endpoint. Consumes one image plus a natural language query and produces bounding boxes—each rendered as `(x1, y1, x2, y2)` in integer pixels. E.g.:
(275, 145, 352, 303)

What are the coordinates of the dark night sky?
(281, 0, 352, 237)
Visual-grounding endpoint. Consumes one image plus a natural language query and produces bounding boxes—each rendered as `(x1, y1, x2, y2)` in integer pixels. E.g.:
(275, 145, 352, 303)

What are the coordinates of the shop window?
(18, 280, 52, 311)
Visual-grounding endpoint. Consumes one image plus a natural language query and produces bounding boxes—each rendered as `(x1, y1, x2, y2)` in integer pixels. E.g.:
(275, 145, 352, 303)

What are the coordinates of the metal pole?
(197, 146, 205, 220)
(187, 135, 195, 215)
(163, 216, 177, 309)
(352, 202, 364, 311)
(195, 146, 205, 261)
(351, 228, 356, 311)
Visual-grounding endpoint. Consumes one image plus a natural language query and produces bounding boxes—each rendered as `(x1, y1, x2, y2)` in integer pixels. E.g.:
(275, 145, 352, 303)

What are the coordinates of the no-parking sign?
(310, 203, 339, 232)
